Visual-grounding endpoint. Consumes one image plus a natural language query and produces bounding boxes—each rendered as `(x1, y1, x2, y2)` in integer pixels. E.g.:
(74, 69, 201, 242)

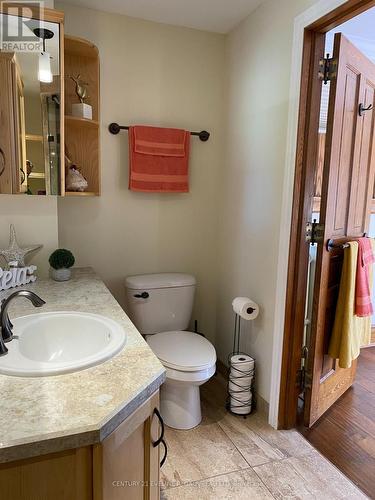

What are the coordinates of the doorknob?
(359, 103, 373, 116)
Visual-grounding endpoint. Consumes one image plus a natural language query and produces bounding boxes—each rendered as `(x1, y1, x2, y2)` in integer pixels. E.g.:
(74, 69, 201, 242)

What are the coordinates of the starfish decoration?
(0, 225, 42, 267)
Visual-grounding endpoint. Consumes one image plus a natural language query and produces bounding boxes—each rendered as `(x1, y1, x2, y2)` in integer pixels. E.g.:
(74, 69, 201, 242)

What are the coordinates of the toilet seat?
(147, 331, 216, 372)
(164, 364, 216, 384)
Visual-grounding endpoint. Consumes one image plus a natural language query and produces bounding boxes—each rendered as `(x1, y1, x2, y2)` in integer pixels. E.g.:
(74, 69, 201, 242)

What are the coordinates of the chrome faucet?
(0, 290, 45, 356)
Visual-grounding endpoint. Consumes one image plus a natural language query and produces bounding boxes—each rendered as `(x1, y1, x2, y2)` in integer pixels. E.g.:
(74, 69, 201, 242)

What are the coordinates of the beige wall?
(0, 0, 330, 407)
(0, 196, 58, 277)
(56, 0, 325, 403)
(216, 0, 320, 403)
(0, 0, 328, 406)
(56, 2, 225, 344)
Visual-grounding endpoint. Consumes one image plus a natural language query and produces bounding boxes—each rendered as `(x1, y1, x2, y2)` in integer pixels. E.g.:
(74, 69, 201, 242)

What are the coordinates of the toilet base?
(160, 382, 202, 430)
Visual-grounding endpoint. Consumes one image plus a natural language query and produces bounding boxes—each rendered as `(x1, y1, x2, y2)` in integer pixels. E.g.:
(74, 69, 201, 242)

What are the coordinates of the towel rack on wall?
(108, 123, 210, 142)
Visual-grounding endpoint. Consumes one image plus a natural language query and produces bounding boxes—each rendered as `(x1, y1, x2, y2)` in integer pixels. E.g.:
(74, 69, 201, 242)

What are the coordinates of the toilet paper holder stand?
(226, 312, 255, 418)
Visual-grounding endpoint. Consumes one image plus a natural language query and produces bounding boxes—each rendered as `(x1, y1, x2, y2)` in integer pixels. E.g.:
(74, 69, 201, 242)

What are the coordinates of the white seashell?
(66, 167, 88, 192)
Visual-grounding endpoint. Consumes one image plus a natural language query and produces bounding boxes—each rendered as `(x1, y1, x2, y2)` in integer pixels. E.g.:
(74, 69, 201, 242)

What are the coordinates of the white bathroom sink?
(0, 312, 126, 377)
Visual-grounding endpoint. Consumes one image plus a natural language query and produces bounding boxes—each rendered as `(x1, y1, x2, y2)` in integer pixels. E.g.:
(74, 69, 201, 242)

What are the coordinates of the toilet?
(125, 273, 216, 430)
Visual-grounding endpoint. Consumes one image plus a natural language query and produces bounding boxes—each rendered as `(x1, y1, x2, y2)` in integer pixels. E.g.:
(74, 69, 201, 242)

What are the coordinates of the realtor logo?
(0, 1, 43, 52)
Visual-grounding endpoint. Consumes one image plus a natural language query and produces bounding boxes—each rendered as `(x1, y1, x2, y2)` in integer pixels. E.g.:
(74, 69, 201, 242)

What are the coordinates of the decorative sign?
(0, 266, 37, 291)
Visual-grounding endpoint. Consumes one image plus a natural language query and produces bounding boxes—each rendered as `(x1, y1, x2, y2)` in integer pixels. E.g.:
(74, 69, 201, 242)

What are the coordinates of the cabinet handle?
(152, 408, 165, 448)
(20, 167, 26, 184)
(152, 408, 168, 467)
(159, 438, 167, 468)
(0, 148, 5, 177)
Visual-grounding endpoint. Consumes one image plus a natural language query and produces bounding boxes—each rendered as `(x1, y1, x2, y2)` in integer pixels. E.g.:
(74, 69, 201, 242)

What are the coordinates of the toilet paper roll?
(232, 297, 259, 320)
(231, 406, 252, 413)
(231, 404, 252, 415)
(230, 354, 255, 372)
(231, 391, 253, 403)
(229, 353, 254, 415)
(230, 393, 253, 415)
(229, 377, 253, 392)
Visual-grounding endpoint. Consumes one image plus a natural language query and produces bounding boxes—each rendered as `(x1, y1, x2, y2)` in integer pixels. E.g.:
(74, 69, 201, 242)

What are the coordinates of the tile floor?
(160, 374, 368, 499)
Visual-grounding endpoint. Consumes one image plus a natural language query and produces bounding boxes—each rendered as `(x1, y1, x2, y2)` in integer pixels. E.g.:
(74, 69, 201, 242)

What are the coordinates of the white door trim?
(268, 0, 347, 429)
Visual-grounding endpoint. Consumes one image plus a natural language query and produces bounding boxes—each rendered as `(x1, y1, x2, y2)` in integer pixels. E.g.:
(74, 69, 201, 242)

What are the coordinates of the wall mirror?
(0, 10, 62, 195)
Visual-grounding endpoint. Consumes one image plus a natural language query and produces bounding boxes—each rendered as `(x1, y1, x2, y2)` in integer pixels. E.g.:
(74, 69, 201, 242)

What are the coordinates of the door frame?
(271, 0, 375, 430)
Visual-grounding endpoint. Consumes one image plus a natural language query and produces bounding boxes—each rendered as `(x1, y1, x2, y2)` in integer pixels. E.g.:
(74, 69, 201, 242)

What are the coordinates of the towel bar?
(108, 123, 210, 142)
(327, 239, 350, 251)
(327, 234, 368, 252)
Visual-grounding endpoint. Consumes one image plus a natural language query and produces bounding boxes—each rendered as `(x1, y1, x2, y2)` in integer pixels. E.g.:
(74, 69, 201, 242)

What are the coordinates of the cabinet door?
(0, 447, 92, 500)
(93, 391, 161, 500)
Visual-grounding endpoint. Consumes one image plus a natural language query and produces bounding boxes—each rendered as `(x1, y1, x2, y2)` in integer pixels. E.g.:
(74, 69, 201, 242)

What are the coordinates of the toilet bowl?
(125, 273, 216, 430)
(147, 330, 216, 429)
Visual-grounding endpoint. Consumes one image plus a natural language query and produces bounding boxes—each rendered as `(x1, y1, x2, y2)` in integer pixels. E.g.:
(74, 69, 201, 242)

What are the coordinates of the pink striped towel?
(129, 126, 190, 193)
(355, 238, 375, 317)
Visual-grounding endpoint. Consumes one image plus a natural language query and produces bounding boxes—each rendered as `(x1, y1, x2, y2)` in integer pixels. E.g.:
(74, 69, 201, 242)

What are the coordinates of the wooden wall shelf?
(65, 191, 97, 197)
(65, 115, 99, 127)
(63, 35, 98, 58)
(64, 35, 100, 197)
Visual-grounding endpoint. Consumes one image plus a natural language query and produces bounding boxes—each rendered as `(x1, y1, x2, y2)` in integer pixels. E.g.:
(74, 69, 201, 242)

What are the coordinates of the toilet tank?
(125, 273, 196, 335)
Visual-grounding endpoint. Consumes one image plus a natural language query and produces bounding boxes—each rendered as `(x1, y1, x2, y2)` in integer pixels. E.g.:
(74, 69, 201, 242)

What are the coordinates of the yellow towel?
(328, 241, 373, 369)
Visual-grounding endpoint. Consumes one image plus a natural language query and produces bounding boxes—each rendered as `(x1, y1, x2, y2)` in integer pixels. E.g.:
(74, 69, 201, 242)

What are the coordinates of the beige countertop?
(0, 268, 165, 463)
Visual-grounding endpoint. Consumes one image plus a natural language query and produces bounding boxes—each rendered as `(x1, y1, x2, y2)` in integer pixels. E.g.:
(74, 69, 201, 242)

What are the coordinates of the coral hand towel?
(355, 237, 375, 317)
(129, 126, 190, 193)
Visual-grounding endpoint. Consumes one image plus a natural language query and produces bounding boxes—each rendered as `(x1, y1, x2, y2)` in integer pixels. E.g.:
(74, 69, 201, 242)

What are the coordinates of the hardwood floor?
(300, 347, 375, 499)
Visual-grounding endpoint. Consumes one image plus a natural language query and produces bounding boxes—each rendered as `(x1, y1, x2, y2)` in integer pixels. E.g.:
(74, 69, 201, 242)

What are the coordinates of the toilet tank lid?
(125, 273, 196, 290)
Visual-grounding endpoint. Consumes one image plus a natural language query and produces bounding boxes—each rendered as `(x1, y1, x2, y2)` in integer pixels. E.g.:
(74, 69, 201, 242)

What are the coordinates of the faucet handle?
(1, 299, 13, 327)
(0, 301, 8, 355)
(0, 290, 45, 354)
(0, 335, 8, 356)
(1, 298, 13, 342)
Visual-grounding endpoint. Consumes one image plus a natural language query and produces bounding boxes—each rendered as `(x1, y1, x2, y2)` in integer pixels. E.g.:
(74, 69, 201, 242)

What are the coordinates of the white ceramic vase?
(50, 267, 71, 282)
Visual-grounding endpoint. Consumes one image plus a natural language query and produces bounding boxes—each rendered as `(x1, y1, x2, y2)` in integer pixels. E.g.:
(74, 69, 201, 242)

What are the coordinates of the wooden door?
(305, 34, 375, 426)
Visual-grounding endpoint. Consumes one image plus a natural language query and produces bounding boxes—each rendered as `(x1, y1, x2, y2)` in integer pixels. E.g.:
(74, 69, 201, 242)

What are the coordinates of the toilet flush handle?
(134, 291, 149, 299)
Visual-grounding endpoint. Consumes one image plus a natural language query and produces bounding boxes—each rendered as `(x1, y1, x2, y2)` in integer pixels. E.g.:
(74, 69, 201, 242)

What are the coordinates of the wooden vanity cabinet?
(0, 391, 162, 500)
(93, 391, 161, 500)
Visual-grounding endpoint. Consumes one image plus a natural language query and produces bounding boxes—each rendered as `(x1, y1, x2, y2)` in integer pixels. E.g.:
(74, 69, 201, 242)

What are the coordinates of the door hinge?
(306, 220, 325, 245)
(297, 367, 304, 390)
(298, 368, 312, 391)
(318, 55, 337, 84)
(298, 346, 312, 391)
(304, 371, 312, 390)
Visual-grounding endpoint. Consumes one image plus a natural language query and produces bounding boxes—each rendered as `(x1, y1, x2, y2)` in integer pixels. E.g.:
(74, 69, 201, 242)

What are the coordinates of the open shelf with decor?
(65, 191, 97, 197)
(64, 35, 100, 196)
(65, 115, 99, 128)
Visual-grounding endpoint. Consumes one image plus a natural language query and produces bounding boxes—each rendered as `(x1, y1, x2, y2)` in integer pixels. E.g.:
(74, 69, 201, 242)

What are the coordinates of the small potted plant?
(49, 249, 75, 282)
